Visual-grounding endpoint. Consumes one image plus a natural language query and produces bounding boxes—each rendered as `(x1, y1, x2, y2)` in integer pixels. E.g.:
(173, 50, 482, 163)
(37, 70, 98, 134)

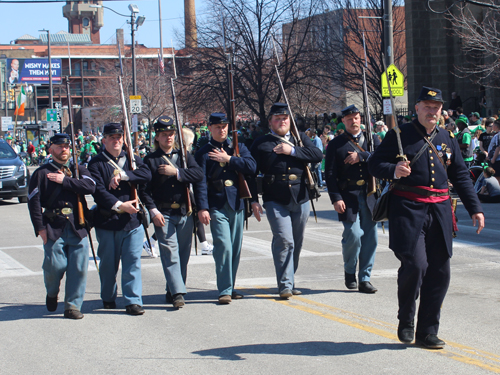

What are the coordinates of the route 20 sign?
(129, 95, 142, 114)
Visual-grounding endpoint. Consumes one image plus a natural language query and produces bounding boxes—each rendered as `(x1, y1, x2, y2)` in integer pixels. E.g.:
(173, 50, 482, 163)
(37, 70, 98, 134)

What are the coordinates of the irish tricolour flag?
(14, 85, 26, 116)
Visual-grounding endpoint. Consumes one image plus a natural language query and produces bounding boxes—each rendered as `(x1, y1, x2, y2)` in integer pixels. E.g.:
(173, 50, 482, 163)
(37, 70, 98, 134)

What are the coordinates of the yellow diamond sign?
(381, 64, 404, 97)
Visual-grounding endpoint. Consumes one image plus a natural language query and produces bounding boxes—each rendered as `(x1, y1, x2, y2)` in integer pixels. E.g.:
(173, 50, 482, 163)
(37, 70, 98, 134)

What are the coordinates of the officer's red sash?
(392, 186, 458, 232)
(391, 186, 449, 203)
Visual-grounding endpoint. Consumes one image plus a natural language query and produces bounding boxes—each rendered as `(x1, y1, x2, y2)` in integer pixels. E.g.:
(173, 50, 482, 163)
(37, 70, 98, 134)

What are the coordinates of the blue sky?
(0, 0, 206, 49)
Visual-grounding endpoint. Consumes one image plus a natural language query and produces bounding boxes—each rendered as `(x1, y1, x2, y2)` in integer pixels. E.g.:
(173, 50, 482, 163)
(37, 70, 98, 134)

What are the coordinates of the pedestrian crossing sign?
(381, 64, 404, 97)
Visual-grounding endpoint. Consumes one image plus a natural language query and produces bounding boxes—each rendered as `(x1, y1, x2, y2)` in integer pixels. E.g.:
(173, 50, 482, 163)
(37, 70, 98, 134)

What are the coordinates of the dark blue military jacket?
(88, 149, 152, 231)
(249, 132, 323, 206)
(140, 148, 203, 216)
(368, 120, 483, 257)
(195, 139, 256, 211)
(28, 161, 96, 242)
(325, 131, 380, 222)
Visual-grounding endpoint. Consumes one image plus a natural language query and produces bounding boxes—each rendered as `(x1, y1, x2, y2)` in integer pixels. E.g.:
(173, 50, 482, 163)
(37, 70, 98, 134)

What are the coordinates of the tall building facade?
(405, 0, 499, 116)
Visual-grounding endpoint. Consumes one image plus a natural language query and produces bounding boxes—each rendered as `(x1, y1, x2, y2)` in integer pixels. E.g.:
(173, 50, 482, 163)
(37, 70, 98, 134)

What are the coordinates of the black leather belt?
(157, 202, 184, 210)
(347, 179, 366, 186)
(44, 207, 73, 215)
(393, 184, 449, 197)
(266, 173, 302, 181)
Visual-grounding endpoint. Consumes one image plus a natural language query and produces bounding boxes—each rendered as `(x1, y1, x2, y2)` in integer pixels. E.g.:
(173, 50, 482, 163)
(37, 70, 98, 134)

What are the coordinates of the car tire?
(18, 196, 28, 203)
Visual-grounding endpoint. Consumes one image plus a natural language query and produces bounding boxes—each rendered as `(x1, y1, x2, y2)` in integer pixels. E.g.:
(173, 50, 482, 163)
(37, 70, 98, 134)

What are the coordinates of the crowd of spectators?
(4, 99, 500, 203)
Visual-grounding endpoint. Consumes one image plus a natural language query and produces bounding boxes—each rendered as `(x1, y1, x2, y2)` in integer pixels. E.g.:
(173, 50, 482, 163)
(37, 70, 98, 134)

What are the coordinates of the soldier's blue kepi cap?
(50, 133, 71, 145)
(341, 105, 360, 117)
(209, 113, 228, 125)
(154, 116, 175, 132)
(103, 123, 124, 135)
(417, 86, 445, 103)
(269, 102, 290, 117)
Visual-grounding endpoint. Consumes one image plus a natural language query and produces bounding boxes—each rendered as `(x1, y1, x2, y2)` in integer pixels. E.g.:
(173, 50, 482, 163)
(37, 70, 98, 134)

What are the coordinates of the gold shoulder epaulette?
(448, 130, 455, 138)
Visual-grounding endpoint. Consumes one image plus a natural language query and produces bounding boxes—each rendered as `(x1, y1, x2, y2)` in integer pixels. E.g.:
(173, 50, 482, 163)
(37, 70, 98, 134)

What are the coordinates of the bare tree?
(318, 0, 406, 115)
(90, 54, 172, 129)
(446, 4, 500, 88)
(178, 0, 337, 128)
(177, 0, 404, 126)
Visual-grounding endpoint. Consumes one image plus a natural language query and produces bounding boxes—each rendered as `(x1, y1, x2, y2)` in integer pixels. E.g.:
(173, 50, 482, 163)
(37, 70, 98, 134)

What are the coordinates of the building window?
(74, 62, 81, 76)
(83, 18, 90, 27)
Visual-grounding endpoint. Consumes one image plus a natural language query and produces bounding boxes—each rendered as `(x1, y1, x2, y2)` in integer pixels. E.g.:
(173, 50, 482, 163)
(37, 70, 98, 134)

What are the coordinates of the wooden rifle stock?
(65, 77, 86, 225)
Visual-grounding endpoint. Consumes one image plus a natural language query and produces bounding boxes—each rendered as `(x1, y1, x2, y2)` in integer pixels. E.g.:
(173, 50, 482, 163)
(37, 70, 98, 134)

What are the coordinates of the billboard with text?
(6, 58, 62, 85)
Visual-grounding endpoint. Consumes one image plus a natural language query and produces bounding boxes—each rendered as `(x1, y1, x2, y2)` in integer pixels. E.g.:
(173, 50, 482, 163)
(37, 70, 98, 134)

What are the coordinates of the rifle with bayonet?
(361, 33, 376, 197)
(221, 17, 252, 201)
(65, 76, 99, 271)
(170, 47, 193, 217)
(271, 35, 320, 222)
(117, 43, 153, 252)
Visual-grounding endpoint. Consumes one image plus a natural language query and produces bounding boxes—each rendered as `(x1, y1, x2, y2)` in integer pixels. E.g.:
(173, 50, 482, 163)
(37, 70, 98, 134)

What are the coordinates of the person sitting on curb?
(478, 167, 500, 203)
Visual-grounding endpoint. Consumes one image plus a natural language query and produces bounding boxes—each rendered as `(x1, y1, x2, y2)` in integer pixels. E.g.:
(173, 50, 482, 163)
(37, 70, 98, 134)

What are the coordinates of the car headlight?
(15, 163, 26, 178)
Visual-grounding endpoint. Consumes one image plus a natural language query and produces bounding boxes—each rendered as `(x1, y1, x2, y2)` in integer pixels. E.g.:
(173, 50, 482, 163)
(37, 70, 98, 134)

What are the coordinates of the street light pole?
(89, 3, 144, 146)
(131, 11, 137, 96)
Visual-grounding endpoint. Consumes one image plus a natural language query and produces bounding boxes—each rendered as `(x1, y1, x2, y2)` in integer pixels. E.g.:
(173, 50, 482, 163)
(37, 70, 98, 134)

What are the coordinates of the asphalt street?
(1, 188, 499, 374)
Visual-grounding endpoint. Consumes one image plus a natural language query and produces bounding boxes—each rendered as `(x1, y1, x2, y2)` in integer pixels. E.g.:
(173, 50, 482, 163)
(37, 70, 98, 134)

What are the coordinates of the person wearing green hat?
(456, 117, 474, 168)
(195, 125, 210, 152)
(5, 135, 14, 149)
(469, 112, 481, 126)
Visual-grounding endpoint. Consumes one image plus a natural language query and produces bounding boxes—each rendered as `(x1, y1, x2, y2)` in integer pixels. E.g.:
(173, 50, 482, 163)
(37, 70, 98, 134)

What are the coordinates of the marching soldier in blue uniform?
(368, 87, 485, 349)
(195, 113, 257, 304)
(249, 103, 323, 299)
(325, 105, 380, 293)
(139, 116, 203, 309)
(28, 133, 96, 319)
(88, 123, 152, 315)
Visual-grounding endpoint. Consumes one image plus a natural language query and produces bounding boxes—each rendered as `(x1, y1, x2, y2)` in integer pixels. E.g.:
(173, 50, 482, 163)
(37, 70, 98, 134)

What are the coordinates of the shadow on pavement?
(192, 341, 406, 360)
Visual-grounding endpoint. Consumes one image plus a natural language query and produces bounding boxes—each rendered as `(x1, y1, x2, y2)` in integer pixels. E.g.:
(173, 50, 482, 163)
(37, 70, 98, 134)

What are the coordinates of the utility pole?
(4, 66, 8, 117)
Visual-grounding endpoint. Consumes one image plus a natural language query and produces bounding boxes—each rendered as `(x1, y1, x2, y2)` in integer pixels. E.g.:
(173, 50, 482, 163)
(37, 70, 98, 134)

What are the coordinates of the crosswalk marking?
(3, 226, 500, 278)
(0, 250, 40, 278)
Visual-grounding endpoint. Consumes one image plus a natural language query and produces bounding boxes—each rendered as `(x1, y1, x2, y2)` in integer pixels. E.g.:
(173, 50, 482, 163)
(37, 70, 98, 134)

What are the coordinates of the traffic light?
(2, 90, 15, 102)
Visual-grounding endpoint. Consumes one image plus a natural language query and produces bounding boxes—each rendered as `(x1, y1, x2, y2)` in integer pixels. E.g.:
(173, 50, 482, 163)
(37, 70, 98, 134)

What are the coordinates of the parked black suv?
(0, 139, 30, 203)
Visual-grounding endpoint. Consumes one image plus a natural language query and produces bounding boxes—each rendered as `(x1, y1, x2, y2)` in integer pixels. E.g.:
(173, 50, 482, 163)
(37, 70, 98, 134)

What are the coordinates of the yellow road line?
(244, 287, 500, 373)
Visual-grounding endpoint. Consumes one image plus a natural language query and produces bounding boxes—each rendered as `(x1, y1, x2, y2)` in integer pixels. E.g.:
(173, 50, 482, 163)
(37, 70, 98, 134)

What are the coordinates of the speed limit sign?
(130, 95, 142, 114)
